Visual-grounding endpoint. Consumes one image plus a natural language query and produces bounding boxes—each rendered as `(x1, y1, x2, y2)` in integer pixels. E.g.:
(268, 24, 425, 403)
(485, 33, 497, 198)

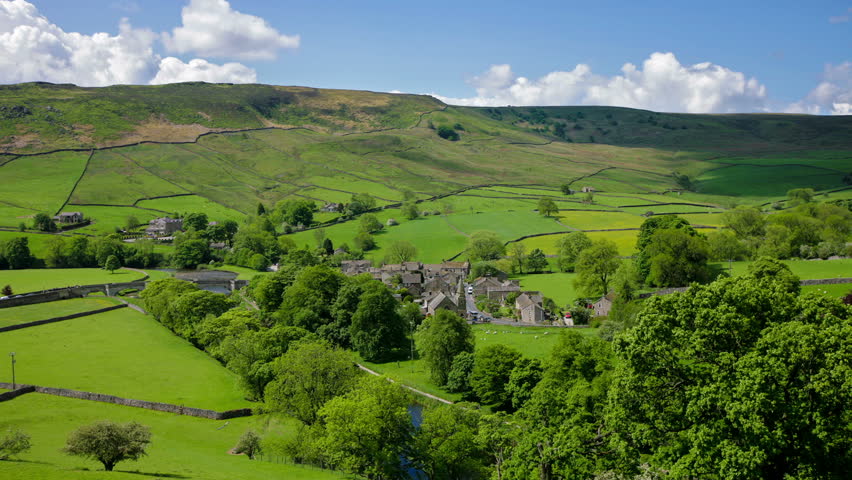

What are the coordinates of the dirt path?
(356, 364, 453, 405)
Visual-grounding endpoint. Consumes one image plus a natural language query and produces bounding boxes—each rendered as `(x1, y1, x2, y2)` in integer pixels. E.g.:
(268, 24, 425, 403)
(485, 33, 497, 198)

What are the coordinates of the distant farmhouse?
(146, 217, 183, 237)
(53, 211, 84, 224)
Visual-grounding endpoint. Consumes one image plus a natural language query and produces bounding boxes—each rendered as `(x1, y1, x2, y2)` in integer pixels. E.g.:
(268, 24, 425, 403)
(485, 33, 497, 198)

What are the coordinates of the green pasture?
(66, 205, 159, 235)
(0, 297, 120, 328)
(418, 194, 540, 215)
(0, 307, 248, 410)
(696, 165, 846, 200)
(70, 150, 188, 205)
(369, 216, 469, 263)
(218, 265, 268, 281)
(516, 229, 639, 257)
(0, 152, 89, 227)
(0, 231, 66, 258)
(0, 393, 342, 480)
(678, 213, 726, 226)
(557, 211, 645, 230)
(801, 283, 852, 299)
(513, 272, 580, 307)
(619, 204, 722, 215)
(1, 268, 150, 294)
(445, 211, 563, 240)
(136, 195, 247, 222)
(716, 258, 852, 280)
(706, 152, 852, 171)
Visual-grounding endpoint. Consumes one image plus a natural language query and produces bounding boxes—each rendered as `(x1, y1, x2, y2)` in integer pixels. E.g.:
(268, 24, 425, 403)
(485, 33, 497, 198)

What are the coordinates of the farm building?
(146, 217, 183, 237)
(53, 211, 84, 224)
(593, 293, 615, 317)
(515, 293, 546, 323)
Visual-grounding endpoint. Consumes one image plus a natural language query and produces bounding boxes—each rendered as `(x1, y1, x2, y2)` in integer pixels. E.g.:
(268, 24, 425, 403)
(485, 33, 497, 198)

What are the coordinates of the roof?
(57, 211, 82, 217)
(515, 293, 534, 309)
(487, 284, 520, 292)
(428, 292, 457, 310)
(401, 273, 422, 285)
(473, 276, 502, 287)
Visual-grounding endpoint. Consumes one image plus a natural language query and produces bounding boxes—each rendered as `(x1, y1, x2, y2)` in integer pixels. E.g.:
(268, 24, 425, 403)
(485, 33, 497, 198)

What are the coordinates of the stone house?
(321, 202, 342, 213)
(145, 217, 183, 237)
(400, 273, 423, 296)
(472, 276, 503, 297)
(53, 211, 84, 224)
(592, 293, 615, 317)
(425, 292, 462, 316)
(486, 281, 521, 303)
(340, 260, 372, 275)
(515, 293, 546, 324)
(581, 186, 596, 193)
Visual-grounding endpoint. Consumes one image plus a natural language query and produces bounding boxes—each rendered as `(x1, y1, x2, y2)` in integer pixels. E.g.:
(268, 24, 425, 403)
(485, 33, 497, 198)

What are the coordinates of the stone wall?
(800, 278, 852, 286)
(0, 304, 127, 333)
(0, 385, 35, 402)
(0, 382, 252, 420)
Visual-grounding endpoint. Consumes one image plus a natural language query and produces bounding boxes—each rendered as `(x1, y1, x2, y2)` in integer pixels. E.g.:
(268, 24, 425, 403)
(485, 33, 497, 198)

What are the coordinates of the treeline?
(0, 235, 162, 270)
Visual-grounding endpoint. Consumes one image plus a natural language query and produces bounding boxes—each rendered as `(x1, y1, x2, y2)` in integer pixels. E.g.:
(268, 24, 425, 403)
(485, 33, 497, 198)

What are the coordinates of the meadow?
(1, 268, 152, 294)
(0, 393, 343, 480)
(0, 297, 120, 328)
(0, 307, 249, 410)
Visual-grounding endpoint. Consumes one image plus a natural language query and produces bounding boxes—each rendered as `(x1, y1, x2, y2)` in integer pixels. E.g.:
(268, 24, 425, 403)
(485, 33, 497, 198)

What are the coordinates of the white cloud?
(150, 57, 256, 84)
(0, 0, 257, 86)
(162, 0, 299, 60)
(828, 7, 851, 23)
(796, 62, 852, 115)
(435, 52, 768, 113)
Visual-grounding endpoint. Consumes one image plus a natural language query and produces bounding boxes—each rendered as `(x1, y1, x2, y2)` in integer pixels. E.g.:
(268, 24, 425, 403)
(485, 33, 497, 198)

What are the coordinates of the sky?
(0, 0, 850, 114)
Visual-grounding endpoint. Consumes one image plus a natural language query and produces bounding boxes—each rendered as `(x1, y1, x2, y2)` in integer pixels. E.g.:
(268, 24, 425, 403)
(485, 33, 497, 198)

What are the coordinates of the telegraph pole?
(9, 352, 15, 390)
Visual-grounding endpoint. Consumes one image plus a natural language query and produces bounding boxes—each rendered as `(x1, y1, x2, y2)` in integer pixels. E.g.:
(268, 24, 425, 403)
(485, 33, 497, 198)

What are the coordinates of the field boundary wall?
(0, 382, 252, 420)
(0, 304, 127, 333)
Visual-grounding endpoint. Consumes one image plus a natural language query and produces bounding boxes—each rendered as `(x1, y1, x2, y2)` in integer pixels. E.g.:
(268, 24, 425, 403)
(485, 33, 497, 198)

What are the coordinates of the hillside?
(0, 82, 850, 256)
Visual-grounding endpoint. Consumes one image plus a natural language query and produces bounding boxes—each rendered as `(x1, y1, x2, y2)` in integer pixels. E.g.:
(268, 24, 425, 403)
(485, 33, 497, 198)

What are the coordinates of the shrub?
(0, 428, 31, 460)
(437, 126, 459, 141)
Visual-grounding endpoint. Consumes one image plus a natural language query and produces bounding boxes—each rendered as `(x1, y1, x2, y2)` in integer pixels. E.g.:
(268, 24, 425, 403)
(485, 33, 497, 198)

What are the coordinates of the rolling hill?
(0, 82, 850, 261)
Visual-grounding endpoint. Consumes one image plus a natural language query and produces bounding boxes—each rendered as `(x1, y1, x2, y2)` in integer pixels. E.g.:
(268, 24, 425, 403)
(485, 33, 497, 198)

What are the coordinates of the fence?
(0, 304, 127, 333)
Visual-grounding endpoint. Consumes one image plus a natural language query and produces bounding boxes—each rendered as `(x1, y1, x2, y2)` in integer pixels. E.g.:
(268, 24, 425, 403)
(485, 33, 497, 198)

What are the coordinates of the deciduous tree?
(415, 310, 475, 386)
(574, 240, 620, 297)
(64, 421, 151, 472)
(468, 231, 505, 262)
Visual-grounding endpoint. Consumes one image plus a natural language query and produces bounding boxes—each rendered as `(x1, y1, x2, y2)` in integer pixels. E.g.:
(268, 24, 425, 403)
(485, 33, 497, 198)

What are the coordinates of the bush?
(0, 428, 31, 460)
(437, 126, 459, 141)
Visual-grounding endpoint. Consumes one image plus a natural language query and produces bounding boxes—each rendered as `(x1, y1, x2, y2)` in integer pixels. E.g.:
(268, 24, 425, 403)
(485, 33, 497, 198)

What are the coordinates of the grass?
(0, 393, 344, 480)
(135, 195, 247, 222)
(513, 272, 580, 306)
(1, 268, 150, 294)
(696, 165, 846, 201)
(0, 151, 90, 227)
(801, 283, 852, 298)
(556, 211, 645, 230)
(0, 297, 120, 328)
(713, 258, 852, 280)
(0, 307, 249, 410)
(217, 265, 268, 281)
(519, 230, 639, 256)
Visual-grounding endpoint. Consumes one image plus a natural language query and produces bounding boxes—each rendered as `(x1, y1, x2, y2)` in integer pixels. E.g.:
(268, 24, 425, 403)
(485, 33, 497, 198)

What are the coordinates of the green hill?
(0, 82, 849, 256)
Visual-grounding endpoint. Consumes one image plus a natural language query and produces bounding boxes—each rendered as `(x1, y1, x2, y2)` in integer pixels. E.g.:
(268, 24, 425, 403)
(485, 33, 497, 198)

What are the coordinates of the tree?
(707, 229, 748, 270)
(350, 281, 407, 361)
(358, 214, 383, 234)
(635, 215, 698, 279)
(644, 228, 710, 287)
(44, 235, 67, 268)
(402, 201, 419, 220)
(468, 261, 505, 281)
(277, 199, 315, 227)
(609, 267, 852, 478)
(526, 248, 548, 273)
(353, 232, 375, 251)
(384, 240, 417, 264)
(537, 198, 559, 217)
(312, 227, 327, 248)
(125, 215, 140, 231)
(611, 261, 640, 301)
(183, 212, 209, 232)
(322, 237, 334, 255)
(234, 430, 262, 460)
(412, 405, 488, 480)
(445, 351, 475, 395)
(415, 310, 475, 386)
(317, 375, 412, 479)
(574, 240, 620, 297)
(104, 254, 121, 274)
(556, 232, 593, 272)
(470, 344, 523, 410)
(32, 212, 56, 232)
(264, 341, 360, 425)
(64, 421, 151, 471)
(787, 187, 814, 205)
(507, 357, 543, 411)
(0, 428, 31, 460)
(1, 285, 11, 296)
(560, 184, 573, 195)
(257, 202, 267, 216)
(172, 237, 210, 269)
(2, 237, 33, 269)
(508, 242, 527, 274)
(468, 231, 505, 262)
(722, 206, 766, 239)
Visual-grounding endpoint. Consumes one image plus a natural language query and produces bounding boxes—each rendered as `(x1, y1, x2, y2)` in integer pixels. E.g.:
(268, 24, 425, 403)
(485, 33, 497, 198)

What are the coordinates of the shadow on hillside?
(117, 470, 190, 479)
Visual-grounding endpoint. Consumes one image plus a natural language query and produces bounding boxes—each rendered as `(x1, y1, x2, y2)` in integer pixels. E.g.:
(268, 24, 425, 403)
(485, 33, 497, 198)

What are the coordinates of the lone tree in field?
(64, 421, 151, 471)
(234, 430, 262, 460)
(385, 240, 417, 264)
(0, 428, 31, 460)
(104, 255, 121, 274)
(1, 285, 11, 296)
(32, 212, 57, 232)
(537, 198, 559, 217)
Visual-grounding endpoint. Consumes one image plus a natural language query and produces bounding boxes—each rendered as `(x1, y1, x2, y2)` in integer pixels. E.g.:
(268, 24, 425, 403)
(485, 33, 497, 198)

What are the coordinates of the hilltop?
(0, 82, 849, 261)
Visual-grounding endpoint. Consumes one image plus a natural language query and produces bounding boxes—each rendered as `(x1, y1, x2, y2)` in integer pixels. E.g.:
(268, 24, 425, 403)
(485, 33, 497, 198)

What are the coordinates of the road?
(463, 282, 493, 322)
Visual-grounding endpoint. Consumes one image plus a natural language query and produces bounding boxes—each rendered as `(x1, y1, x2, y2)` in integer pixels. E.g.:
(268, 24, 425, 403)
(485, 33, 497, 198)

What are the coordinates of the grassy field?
(0, 393, 344, 480)
(136, 195, 248, 222)
(1, 268, 151, 294)
(0, 297, 120, 328)
(0, 308, 249, 410)
(801, 283, 852, 299)
(712, 258, 852, 280)
(513, 272, 581, 306)
(518, 230, 639, 256)
(217, 265, 268, 280)
(696, 165, 846, 201)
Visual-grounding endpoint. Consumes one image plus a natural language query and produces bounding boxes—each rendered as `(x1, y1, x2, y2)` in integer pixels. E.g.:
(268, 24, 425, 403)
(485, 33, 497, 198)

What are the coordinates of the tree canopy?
(415, 309, 475, 386)
(64, 421, 151, 471)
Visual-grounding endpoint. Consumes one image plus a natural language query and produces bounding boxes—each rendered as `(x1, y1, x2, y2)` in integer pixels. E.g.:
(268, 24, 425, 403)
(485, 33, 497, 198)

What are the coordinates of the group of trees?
(0, 235, 165, 271)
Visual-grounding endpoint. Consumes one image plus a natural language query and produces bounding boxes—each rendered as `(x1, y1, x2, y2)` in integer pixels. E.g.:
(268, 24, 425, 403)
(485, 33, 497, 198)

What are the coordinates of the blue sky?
(3, 0, 851, 113)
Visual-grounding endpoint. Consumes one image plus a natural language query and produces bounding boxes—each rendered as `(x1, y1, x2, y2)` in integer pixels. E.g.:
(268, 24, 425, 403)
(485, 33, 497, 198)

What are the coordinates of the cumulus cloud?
(150, 57, 256, 84)
(162, 0, 299, 60)
(435, 52, 768, 113)
(0, 0, 257, 86)
(796, 62, 852, 115)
